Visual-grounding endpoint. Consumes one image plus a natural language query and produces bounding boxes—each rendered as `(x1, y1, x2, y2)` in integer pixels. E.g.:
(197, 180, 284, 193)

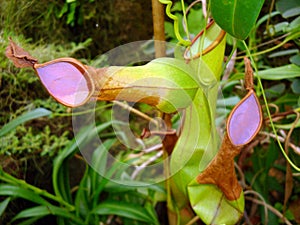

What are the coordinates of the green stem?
(237, 31, 300, 59)
(242, 41, 300, 172)
(181, 0, 190, 40)
(0, 167, 75, 210)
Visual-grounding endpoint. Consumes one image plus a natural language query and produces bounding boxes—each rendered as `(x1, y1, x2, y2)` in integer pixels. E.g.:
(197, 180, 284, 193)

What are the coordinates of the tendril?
(159, 0, 191, 46)
(242, 41, 300, 172)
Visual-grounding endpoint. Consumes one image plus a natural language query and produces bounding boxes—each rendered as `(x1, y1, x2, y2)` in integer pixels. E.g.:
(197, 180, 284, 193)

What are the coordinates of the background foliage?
(0, 0, 300, 224)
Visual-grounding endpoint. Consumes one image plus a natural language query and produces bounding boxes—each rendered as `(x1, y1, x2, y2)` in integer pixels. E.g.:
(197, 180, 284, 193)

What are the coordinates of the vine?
(159, 0, 191, 46)
(243, 41, 300, 172)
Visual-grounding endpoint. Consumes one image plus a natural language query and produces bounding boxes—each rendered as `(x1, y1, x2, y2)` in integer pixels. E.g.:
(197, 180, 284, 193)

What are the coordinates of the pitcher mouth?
(33, 57, 95, 107)
(184, 20, 226, 60)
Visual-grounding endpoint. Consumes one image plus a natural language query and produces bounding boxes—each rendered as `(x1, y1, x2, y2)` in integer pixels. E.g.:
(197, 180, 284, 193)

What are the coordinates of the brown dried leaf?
(5, 37, 37, 68)
(244, 57, 254, 90)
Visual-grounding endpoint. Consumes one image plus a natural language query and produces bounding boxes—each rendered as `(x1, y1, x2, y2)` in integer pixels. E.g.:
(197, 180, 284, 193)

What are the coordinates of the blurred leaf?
(274, 93, 299, 105)
(269, 49, 299, 58)
(291, 79, 300, 94)
(266, 142, 280, 171)
(290, 54, 300, 66)
(16, 217, 43, 225)
(187, 8, 206, 36)
(265, 83, 286, 98)
(0, 197, 10, 217)
(276, 0, 300, 18)
(217, 96, 241, 107)
(0, 108, 51, 137)
(266, 22, 289, 36)
(274, 119, 300, 129)
(92, 200, 159, 224)
(289, 16, 300, 31)
(258, 64, 300, 80)
(211, 0, 264, 39)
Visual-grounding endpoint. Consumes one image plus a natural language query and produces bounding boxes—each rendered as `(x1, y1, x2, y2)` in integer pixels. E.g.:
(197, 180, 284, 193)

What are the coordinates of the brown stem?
(151, 0, 166, 58)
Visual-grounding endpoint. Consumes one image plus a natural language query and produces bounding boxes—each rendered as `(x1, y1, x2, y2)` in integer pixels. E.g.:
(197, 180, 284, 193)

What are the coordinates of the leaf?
(92, 200, 159, 224)
(0, 197, 10, 217)
(12, 205, 83, 224)
(290, 53, 300, 66)
(265, 83, 286, 98)
(291, 79, 300, 94)
(5, 37, 37, 68)
(276, 0, 300, 18)
(15, 216, 43, 225)
(274, 118, 300, 129)
(274, 93, 299, 105)
(257, 64, 300, 80)
(52, 121, 114, 202)
(91, 138, 116, 187)
(211, 0, 265, 39)
(268, 49, 299, 58)
(0, 185, 49, 205)
(0, 108, 51, 137)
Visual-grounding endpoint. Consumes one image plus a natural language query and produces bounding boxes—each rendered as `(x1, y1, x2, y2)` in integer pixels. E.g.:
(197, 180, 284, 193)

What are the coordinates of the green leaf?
(291, 79, 300, 94)
(15, 216, 43, 225)
(211, 0, 265, 39)
(265, 83, 286, 98)
(0, 108, 51, 137)
(0, 185, 49, 205)
(91, 138, 116, 189)
(274, 119, 300, 129)
(290, 53, 300, 66)
(274, 93, 299, 105)
(12, 205, 84, 224)
(92, 200, 159, 224)
(0, 197, 10, 217)
(276, 0, 300, 18)
(268, 49, 299, 58)
(257, 64, 300, 80)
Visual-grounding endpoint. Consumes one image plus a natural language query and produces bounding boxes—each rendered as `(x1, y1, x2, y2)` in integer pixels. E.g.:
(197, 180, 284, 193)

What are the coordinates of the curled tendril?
(242, 41, 300, 172)
(159, 0, 191, 46)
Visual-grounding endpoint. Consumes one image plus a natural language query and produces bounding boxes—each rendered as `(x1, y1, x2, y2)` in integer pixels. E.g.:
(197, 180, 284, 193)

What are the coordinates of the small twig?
(113, 100, 159, 126)
(235, 33, 290, 57)
(245, 196, 293, 225)
(234, 162, 246, 188)
(143, 144, 163, 153)
(260, 131, 300, 155)
(244, 190, 268, 225)
(131, 150, 163, 179)
(183, 0, 207, 37)
(285, 111, 300, 152)
(184, 215, 200, 225)
(223, 49, 237, 81)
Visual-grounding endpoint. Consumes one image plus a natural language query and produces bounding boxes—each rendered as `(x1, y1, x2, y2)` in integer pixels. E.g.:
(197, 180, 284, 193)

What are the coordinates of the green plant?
(0, 121, 162, 224)
(1, 0, 300, 224)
